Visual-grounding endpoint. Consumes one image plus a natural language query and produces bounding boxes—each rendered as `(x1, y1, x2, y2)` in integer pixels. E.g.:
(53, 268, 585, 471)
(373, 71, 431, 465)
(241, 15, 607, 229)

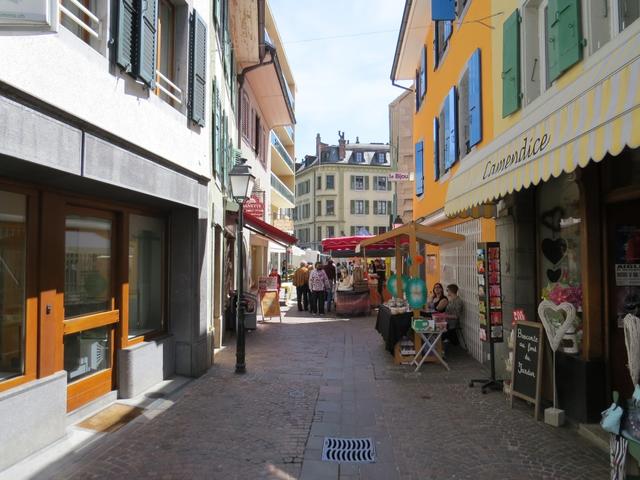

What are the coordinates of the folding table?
(411, 327, 450, 372)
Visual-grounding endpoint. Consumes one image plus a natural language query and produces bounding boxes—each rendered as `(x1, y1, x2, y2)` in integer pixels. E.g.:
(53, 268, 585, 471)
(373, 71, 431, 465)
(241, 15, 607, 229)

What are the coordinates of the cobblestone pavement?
(34, 307, 608, 479)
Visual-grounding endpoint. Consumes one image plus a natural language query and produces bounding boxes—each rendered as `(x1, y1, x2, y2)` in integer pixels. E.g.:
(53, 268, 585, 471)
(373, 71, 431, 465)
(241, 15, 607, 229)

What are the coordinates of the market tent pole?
(409, 229, 419, 318)
(395, 236, 403, 298)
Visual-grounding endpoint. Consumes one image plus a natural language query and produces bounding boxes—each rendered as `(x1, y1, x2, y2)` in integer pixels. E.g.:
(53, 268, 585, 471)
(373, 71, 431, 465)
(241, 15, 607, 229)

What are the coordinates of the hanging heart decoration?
(406, 277, 427, 309)
(540, 206, 565, 232)
(537, 300, 576, 352)
(546, 268, 562, 283)
(541, 238, 568, 265)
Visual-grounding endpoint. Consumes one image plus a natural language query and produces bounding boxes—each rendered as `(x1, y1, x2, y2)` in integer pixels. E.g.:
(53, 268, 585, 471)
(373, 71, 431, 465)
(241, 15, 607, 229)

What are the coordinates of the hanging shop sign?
(510, 320, 545, 420)
(0, 0, 50, 26)
(244, 191, 265, 220)
(387, 172, 411, 182)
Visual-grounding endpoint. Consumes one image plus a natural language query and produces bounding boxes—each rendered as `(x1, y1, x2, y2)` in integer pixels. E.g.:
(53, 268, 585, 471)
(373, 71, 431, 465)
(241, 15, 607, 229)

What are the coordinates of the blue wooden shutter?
(433, 118, 439, 180)
(420, 46, 427, 100)
(468, 49, 482, 147)
(432, 0, 455, 20)
(445, 87, 457, 170)
(415, 141, 424, 196)
(116, 0, 136, 72)
(189, 10, 207, 127)
(136, 0, 157, 87)
(433, 22, 440, 67)
(502, 9, 521, 117)
(415, 70, 421, 111)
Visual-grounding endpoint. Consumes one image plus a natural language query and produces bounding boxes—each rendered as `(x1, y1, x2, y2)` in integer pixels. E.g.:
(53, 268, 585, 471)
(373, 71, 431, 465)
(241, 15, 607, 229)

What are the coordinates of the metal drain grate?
(321, 437, 375, 463)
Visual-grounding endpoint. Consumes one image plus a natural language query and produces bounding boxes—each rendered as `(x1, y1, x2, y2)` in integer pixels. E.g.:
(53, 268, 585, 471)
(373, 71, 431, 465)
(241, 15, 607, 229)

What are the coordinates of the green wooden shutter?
(365, 201, 370, 215)
(365, 176, 369, 190)
(135, 0, 158, 87)
(387, 201, 392, 213)
(189, 10, 207, 127)
(350, 200, 355, 214)
(556, 0, 583, 77)
(502, 9, 521, 117)
(372, 176, 377, 190)
(387, 180, 392, 191)
(547, 0, 561, 82)
(116, 0, 136, 72)
(350, 175, 355, 189)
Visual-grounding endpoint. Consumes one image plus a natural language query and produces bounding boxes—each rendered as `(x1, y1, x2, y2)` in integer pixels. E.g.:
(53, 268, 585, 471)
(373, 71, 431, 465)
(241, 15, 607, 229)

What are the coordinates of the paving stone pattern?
(37, 308, 608, 479)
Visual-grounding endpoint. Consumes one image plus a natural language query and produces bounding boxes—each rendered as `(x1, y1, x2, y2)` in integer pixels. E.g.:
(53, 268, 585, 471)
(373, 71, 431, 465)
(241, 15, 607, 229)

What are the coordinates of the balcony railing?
(156, 70, 183, 104)
(271, 173, 295, 204)
(59, 0, 101, 39)
(270, 132, 294, 171)
(284, 125, 295, 142)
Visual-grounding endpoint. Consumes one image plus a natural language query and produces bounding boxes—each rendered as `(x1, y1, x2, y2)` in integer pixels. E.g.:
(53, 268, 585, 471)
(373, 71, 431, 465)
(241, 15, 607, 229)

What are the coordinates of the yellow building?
(441, 0, 640, 422)
(391, 0, 498, 363)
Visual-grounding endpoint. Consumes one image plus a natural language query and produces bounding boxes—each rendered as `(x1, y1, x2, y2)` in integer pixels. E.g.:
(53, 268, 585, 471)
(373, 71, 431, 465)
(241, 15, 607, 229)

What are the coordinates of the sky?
(269, 0, 406, 160)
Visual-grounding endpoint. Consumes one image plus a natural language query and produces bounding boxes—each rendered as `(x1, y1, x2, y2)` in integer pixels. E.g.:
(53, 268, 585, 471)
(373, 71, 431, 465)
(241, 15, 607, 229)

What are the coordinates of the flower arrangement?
(542, 282, 583, 312)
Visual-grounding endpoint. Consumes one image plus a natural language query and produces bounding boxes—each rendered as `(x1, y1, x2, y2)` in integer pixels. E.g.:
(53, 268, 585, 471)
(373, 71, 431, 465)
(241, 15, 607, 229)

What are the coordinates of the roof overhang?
(245, 47, 296, 127)
(391, 0, 430, 81)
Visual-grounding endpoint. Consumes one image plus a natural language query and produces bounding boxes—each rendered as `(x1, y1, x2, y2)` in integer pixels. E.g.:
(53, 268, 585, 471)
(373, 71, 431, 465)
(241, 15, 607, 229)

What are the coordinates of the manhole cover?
(321, 437, 375, 463)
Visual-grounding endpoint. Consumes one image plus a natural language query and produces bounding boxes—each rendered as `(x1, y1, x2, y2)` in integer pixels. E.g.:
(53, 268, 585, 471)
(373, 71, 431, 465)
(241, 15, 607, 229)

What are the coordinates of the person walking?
(292, 262, 309, 311)
(324, 259, 337, 312)
(375, 259, 386, 302)
(309, 262, 330, 315)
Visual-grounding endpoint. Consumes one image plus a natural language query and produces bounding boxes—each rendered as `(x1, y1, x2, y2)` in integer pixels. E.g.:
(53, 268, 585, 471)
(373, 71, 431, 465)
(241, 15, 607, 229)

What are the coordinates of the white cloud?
(269, 0, 405, 158)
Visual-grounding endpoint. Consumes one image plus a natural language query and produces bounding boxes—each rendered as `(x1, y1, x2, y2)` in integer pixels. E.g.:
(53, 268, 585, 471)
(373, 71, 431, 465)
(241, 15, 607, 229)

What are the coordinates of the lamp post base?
(235, 363, 246, 374)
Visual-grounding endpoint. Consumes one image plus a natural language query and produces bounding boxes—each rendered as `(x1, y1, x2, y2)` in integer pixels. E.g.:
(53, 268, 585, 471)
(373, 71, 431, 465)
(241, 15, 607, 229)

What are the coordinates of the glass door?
(63, 209, 118, 411)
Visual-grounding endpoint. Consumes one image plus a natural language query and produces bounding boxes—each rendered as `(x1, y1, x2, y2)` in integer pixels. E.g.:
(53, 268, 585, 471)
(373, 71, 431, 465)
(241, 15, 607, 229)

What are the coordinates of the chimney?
(338, 130, 346, 160)
(356, 136, 360, 144)
(316, 133, 322, 158)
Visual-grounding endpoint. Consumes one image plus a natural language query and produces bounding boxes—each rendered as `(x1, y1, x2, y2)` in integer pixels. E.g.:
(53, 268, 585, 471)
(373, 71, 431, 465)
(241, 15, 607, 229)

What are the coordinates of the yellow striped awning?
(445, 34, 640, 217)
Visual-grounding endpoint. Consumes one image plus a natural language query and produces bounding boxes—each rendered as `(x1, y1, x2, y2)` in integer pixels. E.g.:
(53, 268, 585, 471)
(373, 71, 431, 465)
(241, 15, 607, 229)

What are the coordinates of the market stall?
(358, 222, 465, 366)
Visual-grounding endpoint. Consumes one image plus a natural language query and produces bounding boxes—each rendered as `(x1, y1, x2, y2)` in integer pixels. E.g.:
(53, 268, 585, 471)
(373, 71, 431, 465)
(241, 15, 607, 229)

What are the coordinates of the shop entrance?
(63, 207, 119, 411)
(607, 198, 640, 399)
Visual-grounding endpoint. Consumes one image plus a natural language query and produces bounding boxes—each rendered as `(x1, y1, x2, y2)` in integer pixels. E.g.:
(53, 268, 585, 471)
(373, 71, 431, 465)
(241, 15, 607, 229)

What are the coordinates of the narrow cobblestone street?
(30, 307, 608, 480)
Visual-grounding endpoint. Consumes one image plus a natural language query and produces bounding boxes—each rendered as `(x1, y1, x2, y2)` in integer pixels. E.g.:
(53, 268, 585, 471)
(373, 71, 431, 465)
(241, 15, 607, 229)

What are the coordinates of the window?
(521, 2, 542, 106)
(129, 215, 165, 338)
(372, 152, 387, 164)
(241, 92, 250, 139)
(0, 191, 27, 383)
(352, 200, 366, 215)
(374, 201, 390, 215)
(297, 180, 311, 196)
(327, 226, 335, 238)
(586, 0, 612, 54)
(317, 201, 322, 216)
(619, 0, 640, 31)
(350, 226, 369, 235)
(292, 207, 298, 221)
(351, 175, 368, 190)
(326, 200, 335, 216)
(302, 204, 310, 219)
(156, 1, 176, 104)
(434, 20, 453, 67)
(326, 175, 335, 189)
(373, 176, 389, 191)
(317, 176, 322, 190)
(213, 83, 222, 180)
(416, 45, 427, 111)
(458, 49, 482, 159)
(374, 226, 387, 235)
(354, 151, 364, 163)
(254, 114, 261, 154)
(317, 226, 322, 241)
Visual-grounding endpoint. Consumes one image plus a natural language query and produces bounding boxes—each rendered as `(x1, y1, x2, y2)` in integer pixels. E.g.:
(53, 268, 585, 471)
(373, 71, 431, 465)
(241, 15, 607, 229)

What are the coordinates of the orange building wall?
(412, 0, 496, 220)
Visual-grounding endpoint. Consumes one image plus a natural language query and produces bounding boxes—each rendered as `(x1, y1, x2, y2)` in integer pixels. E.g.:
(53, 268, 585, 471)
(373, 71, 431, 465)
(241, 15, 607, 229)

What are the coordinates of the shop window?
(0, 191, 26, 383)
(609, 148, 640, 191)
(64, 325, 110, 383)
(537, 174, 583, 351)
(128, 215, 165, 339)
(619, 0, 640, 31)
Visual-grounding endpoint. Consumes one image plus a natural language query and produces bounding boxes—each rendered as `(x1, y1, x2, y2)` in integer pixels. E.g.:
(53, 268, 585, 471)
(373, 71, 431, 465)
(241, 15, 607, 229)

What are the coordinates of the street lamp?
(229, 158, 256, 374)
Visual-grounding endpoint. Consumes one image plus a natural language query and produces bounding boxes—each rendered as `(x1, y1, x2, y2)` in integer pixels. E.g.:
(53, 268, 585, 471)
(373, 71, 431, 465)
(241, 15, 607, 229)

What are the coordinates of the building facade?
(443, 0, 640, 422)
(294, 133, 393, 250)
(0, 0, 212, 469)
(389, 90, 415, 223)
(391, 0, 497, 366)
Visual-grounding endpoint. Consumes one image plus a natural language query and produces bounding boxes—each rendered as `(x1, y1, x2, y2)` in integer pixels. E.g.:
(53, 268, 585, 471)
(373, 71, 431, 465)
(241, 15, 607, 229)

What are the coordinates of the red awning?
(244, 213, 297, 247)
(322, 236, 401, 253)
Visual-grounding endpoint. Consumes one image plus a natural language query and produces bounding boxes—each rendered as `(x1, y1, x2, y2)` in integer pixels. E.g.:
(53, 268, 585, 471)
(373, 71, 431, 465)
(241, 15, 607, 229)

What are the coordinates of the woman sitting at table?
(427, 283, 448, 312)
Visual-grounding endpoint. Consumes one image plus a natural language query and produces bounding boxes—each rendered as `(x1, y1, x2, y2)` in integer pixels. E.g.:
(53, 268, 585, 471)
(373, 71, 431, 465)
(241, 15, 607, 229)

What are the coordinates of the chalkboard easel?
(510, 320, 545, 420)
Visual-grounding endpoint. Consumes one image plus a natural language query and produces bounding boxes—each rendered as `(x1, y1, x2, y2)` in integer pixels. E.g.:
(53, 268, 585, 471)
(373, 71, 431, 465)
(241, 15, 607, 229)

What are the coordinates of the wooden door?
(607, 199, 640, 399)
(63, 207, 119, 411)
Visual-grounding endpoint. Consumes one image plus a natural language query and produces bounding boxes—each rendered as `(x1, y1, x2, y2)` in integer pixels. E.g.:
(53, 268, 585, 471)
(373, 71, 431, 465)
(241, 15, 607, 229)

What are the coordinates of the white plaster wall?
(0, 0, 211, 178)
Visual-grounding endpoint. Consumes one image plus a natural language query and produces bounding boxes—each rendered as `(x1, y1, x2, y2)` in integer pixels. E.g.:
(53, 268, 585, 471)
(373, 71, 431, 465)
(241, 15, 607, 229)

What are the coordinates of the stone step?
(577, 422, 609, 453)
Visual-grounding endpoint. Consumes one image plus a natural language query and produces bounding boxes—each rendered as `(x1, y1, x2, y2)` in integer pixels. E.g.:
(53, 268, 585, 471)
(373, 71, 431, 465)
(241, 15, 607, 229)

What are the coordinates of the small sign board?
(510, 320, 545, 420)
(387, 172, 411, 182)
(615, 264, 640, 286)
(412, 318, 432, 333)
(260, 290, 281, 322)
(244, 192, 265, 220)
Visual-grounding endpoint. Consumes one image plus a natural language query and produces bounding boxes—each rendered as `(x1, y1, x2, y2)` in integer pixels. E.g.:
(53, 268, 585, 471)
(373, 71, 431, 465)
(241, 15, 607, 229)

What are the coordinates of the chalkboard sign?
(260, 290, 281, 322)
(510, 320, 545, 420)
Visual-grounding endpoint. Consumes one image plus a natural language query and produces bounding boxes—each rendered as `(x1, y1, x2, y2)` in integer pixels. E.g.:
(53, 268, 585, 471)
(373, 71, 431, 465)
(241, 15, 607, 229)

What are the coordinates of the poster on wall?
(614, 225, 640, 327)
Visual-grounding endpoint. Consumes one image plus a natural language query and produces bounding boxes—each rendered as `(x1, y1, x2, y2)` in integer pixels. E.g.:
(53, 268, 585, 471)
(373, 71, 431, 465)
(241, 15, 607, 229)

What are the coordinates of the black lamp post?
(229, 158, 256, 374)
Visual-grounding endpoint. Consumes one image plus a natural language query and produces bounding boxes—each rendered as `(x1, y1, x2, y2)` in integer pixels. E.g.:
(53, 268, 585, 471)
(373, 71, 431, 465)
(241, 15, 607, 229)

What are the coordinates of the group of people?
(292, 260, 337, 315)
(427, 282, 463, 345)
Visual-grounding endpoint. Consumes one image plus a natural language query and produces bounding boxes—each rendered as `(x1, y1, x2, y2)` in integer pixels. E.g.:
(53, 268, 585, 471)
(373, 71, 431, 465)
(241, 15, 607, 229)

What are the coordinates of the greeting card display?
(477, 243, 503, 343)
